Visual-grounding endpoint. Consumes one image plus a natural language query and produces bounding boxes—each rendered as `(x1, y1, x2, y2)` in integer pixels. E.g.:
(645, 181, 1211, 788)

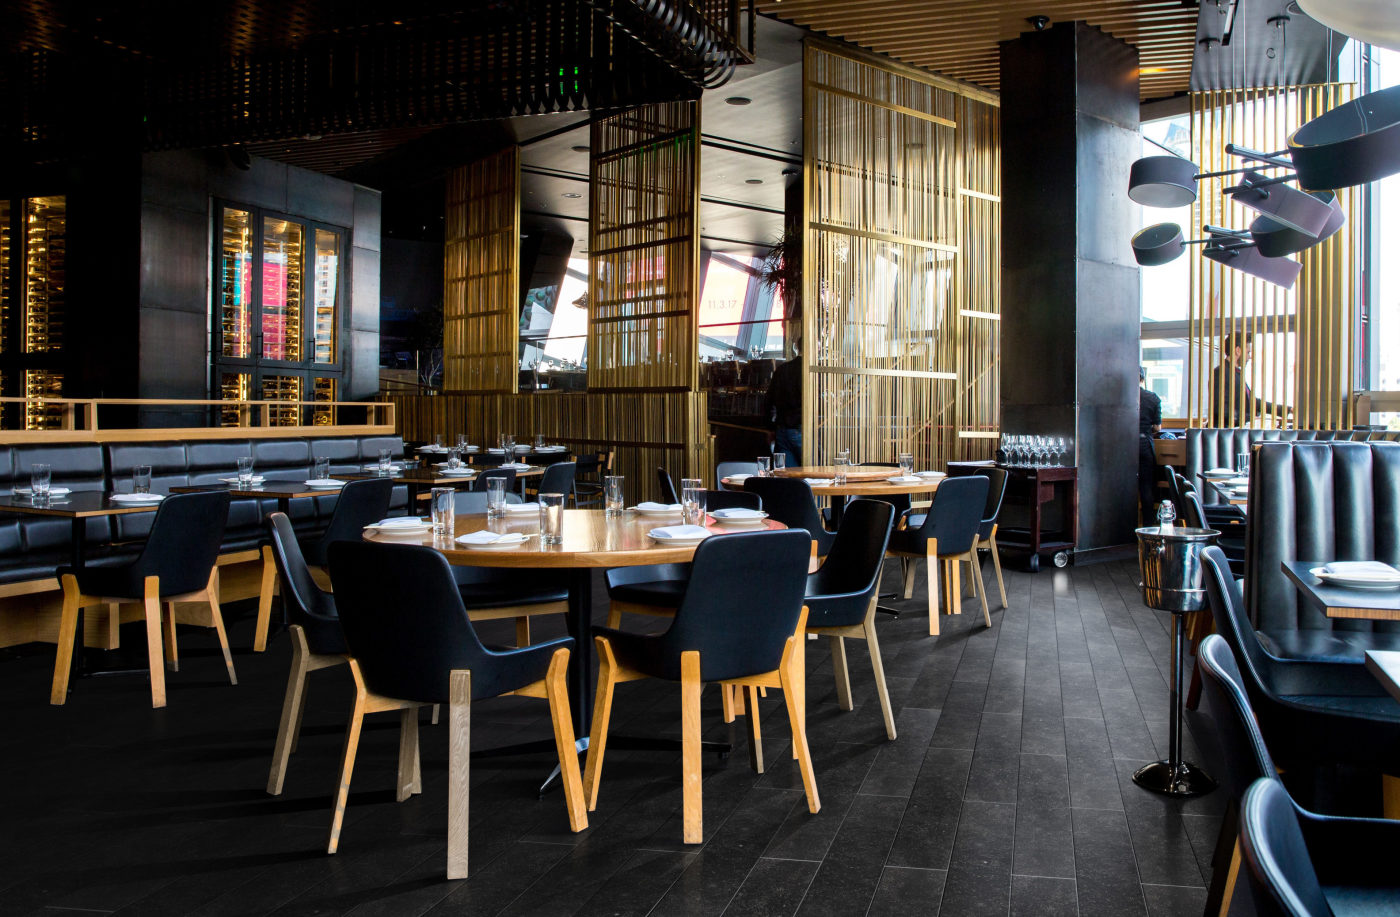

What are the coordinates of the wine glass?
(1055, 436, 1068, 466)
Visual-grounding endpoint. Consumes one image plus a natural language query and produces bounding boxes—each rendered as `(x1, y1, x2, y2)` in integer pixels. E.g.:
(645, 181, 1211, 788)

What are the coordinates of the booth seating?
(0, 434, 406, 650)
(1185, 427, 1399, 508)
(1247, 441, 1400, 662)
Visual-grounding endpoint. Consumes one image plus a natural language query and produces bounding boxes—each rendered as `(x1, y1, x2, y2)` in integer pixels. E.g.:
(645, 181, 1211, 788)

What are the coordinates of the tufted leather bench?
(1186, 428, 1400, 507)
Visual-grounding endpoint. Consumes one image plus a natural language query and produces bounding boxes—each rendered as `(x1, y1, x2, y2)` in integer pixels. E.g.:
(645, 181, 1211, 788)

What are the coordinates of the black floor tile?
(1011, 875, 1078, 917)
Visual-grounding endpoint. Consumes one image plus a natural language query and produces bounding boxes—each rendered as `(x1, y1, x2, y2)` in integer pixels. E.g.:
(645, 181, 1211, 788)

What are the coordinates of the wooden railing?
(0, 398, 394, 444)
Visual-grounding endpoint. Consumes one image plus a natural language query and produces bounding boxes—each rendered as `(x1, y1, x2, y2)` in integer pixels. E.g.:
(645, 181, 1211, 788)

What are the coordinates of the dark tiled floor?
(0, 557, 1240, 916)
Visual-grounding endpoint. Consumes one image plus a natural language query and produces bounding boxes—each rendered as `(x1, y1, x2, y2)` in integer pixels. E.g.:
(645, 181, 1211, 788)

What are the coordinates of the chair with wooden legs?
(968, 467, 1009, 610)
(327, 540, 587, 879)
(572, 449, 613, 508)
(886, 475, 989, 635)
(804, 499, 898, 740)
(743, 476, 837, 556)
(50, 490, 234, 708)
(263, 512, 349, 796)
(584, 529, 818, 844)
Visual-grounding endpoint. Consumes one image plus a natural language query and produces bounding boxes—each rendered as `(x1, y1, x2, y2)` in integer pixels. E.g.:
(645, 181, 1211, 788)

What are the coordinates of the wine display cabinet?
(0, 195, 68, 430)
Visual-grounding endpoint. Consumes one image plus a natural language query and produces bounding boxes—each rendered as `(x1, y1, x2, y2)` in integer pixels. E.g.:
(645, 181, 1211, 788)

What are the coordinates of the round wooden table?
(724, 466, 946, 524)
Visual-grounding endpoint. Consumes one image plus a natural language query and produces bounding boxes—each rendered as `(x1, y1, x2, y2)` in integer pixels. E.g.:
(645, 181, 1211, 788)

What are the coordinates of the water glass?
(833, 455, 850, 486)
(486, 477, 508, 517)
(457, 433, 468, 451)
(501, 434, 516, 458)
(772, 452, 786, 473)
(378, 448, 393, 475)
(313, 456, 330, 481)
(447, 447, 461, 470)
(898, 452, 914, 476)
(681, 479, 706, 525)
(756, 456, 772, 477)
(604, 475, 625, 516)
(434, 433, 444, 449)
(133, 465, 152, 495)
(431, 487, 455, 536)
(237, 456, 254, 485)
(534, 433, 546, 449)
(539, 493, 566, 545)
(1236, 451, 1250, 477)
(30, 463, 51, 498)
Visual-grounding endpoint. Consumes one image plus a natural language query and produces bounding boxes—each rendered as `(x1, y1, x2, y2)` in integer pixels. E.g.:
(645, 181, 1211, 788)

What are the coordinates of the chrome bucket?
(1136, 526, 1220, 613)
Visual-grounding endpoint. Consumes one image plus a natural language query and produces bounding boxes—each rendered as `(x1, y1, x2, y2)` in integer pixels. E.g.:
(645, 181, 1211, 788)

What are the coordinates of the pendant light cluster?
(1130, 83, 1400, 288)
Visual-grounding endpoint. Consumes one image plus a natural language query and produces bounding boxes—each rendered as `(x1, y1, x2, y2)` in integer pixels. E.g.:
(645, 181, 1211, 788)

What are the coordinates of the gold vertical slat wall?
(803, 40, 1000, 469)
(588, 101, 700, 393)
(443, 148, 520, 393)
(1187, 85, 1356, 430)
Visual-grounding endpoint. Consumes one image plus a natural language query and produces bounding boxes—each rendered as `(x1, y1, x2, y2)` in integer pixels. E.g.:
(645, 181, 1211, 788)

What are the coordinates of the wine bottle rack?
(24, 369, 64, 430)
(219, 208, 253, 359)
(313, 376, 336, 425)
(24, 196, 65, 357)
(262, 218, 303, 363)
(261, 374, 303, 426)
(313, 229, 338, 364)
(220, 372, 250, 427)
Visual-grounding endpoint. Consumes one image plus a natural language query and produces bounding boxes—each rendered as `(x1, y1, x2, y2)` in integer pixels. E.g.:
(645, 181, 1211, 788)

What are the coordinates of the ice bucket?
(1136, 526, 1220, 613)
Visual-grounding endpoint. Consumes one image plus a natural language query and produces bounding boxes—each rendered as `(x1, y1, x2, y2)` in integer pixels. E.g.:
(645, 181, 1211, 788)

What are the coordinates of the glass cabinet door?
(313, 229, 339, 364)
(218, 208, 253, 359)
(261, 217, 303, 362)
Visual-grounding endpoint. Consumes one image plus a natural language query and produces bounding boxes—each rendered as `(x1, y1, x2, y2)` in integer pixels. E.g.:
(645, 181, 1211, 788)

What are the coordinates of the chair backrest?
(978, 467, 1009, 524)
(660, 529, 810, 682)
(1247, 441, 1400, 638)
(306, 477, 394, 565)
(657, 467, 679, 503)
(266, 512, 344, 654)
(1181, 488, 1208, 529)
(717, 461, 760, 481)
(453, 490, 521, 514)
(1164, 467, 1184, 511)
(741, 476, 834, 553)
(536, 461, 576, 496)
(808, 498, 894, 604)
(471, 467, 517, 492)
(707, 489, 761, 512)
(329, 540, 530, 702)
(916, 475, 989, 556)
(1238, 778, 1334, 917)
(133, 490, 231, 595)
(1196, 633, 1278, 800)
(1202, 545, 1279, 706)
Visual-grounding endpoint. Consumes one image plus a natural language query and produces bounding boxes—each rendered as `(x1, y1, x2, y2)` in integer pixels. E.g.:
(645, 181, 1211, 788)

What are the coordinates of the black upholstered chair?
(1247, 441, 1400, 661)
(452, 490, 521, 514)
(1180, 488, 1246, 576)
(529, 460, 575, 501)
(584, 530, 819, 843)
(572, 449, 613, 508)
(470, 466, 517, 493)
(706, 489, 761, 512)
(805, 499, 897, 740)
(887, 475, 989, 634)
(51, 490, 234, 708)
(742, 476, 836, 555)
(447, 493, 565, 646)
(264, 512, 347, 796)
(326, 540, 587, 878)
(255, 477, 394, 653)
(657, 467, 680, 503)
(972, 467, 1009, 610)
(1240, 777, 1400, 917)
(1201, 546, 1400, 810)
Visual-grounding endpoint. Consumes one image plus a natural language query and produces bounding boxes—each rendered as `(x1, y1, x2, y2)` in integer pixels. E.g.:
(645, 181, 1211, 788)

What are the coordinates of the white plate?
(365, 522, 432, 537)
(219, 476, 265, 485)
(914, 470, 947, 479)
(1202, 469, 1238, 478)
(722, 474, 753, 484)
(711, 512, 768, 526)
(455, 532, 533, 549)
(632, 504, 684, 516)
(648, 527, 709, 545)
(13, 486, 72, 496)
(1310, 567, 1400, 589)
(418, 446, 448, 452)
(438, 468, 475, 477)
(886, 475, 922, 484)
(111, 493, 164, 504)
(304, 479, 346, 489)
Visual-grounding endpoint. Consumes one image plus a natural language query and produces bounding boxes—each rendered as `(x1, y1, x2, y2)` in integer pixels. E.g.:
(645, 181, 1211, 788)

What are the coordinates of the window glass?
(698, 254, 781, 361)
(1139, 116, 1192, 324)
(1370, 47, 1400, 393)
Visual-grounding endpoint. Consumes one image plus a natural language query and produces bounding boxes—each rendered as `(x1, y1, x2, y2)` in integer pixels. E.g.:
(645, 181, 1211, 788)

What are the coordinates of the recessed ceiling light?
(725, 96, 752, 106)
(745, 178, 764, 185)
(562, 192, 582, 199)
(571, 145, 589, 153)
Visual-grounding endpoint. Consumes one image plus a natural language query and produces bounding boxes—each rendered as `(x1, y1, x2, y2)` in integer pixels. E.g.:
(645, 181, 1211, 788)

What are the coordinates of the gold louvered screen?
(1186, 85, 1357, 431)
(588, 101, 700, 393)
(803, 40, 1000, 469)
(444, 148, 521, 393)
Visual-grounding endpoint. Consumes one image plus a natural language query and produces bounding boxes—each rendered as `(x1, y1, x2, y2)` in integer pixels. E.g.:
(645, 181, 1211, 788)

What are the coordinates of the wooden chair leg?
(606, 606, 622, 629)
(680, 650, 703, 844)
(947, 557, 962, 617)
(328, 662, 368, 855)
(1383, 774, 1400, 819)
(780, 613, 820, 815)
(396, 707, 421, 802)
(291, 683, 310, 754)
(863, 601, 897, 741)
(543, 648, 588, 832)
(255, 544, 277, 652)
(746, 685, 764, 774)
(268, 625, 311, 795)
(901, 558, 916, 600)
(50, 574, 81, 705)
(969, 552, 991, 627)
(514, 617, 530, 647)
(829, 635, 852, 711)
(431, 704, 440, 725)
(721, 683, 735, 723)
(926, 538, 940, 636)
(583, 637, 621, 811)
(734, 685, 747, 715)
(447, 670, 471, 880)
(988, 529, 1008, 609)
(162, 601, 179, 671)
(143, 577, 167, 708)
(206, 571, 237, 686)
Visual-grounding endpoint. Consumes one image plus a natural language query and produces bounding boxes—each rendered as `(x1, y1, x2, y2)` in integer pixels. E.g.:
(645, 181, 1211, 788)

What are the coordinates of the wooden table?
(369, 508, 787, 736)
(1283, 560, 1400, 622)
(730, 466, 945, 526)
(170, 480, 350, 513)
(343, 468, 482, 503)
(0, 491, 162, 567)
(1202, 475, 1249, 508)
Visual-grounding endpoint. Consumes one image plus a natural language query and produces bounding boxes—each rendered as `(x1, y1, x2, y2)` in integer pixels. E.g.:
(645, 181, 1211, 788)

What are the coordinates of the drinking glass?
(456, 433, 468, 452)
(772, 452, 786, 473)
(604, 475, 625, 516)
(378, 448, 393, 475)
(431, 487, 455, 536)
(434, 433, 444, 449)
(898, 452, 914, 476)
(447, 447, 461, 470)
(134, 465, 152, 495)
(539, 493, 566, 544)
(1236, 451, 1251, 477)
(756, 456, 772, 477)
(486, 477, 508, 517)
(501, 434, 516, 460)
(534, 433, 546, 449)
(833, 456, 850, 485)
(313, 457, 330, 481)
(30, 463, 51, 498)
(1055, 437, 1068, 466)
(681, 479, 706, 525)
(237, 456, 255, 485)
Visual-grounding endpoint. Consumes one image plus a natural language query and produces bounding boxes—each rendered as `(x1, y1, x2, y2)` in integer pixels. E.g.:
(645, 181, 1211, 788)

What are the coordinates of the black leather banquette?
(1246, 440, 1400, 662)
(0, 435, 406, 586)
(1186, 428, 1400, 506)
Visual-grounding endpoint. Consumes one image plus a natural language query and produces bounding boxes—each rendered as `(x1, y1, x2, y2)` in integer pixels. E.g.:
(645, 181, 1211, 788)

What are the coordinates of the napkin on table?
(455, 531, 529, 546)
(1322, 561, 1400, 580)
(634, 502, 683, 512)
(711, 507, 763, 519)
(503, 502, 541, 514)
(649, 525, 710, 540)
(804, 478, 833, 486)
(370, 517, 425, 528)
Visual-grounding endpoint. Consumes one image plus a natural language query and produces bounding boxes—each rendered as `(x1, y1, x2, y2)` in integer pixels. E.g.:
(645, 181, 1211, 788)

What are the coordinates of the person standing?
(766, 349, 802, 466)
(1211, 332, 1288, 427)
(1139, 366, 1162, 517)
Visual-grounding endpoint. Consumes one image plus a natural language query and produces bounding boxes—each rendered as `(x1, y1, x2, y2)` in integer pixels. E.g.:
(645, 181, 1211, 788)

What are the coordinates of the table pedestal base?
(1132, 760, 1217, 797)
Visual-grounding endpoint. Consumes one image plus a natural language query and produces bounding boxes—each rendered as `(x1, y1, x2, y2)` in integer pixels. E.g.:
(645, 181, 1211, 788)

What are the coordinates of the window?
(212, 203, 346, 425)
(698, 253, 782, 361)
(1361, 45, 1400, 427)
(519, 257, 588, 390)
